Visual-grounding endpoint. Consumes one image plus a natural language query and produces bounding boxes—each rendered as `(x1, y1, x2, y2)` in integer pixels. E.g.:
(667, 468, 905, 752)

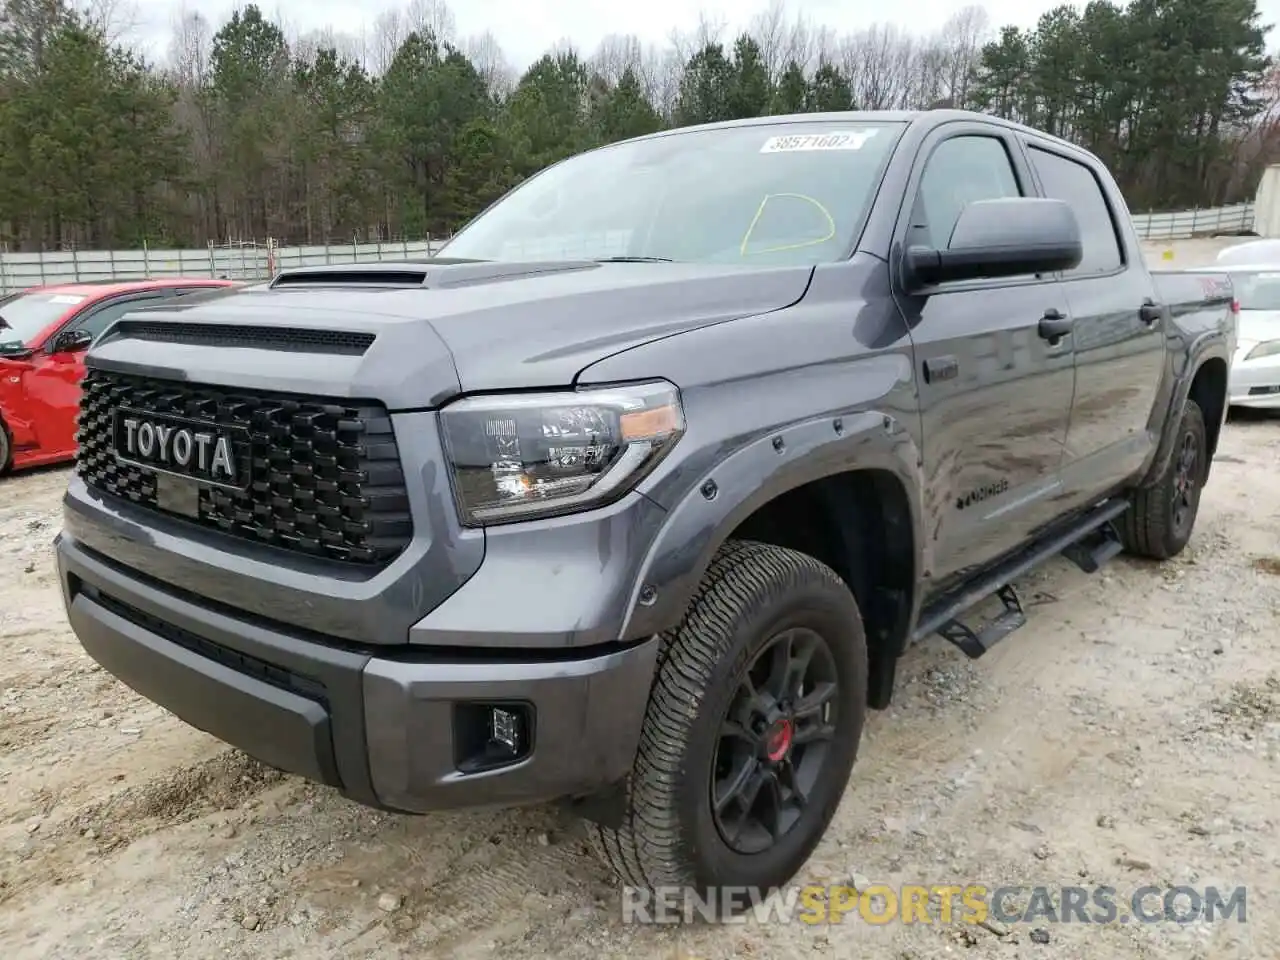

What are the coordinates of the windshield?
(439, 121, 907, 266)
(1226, 271, 1280, 311)
(0, 291, 85, 352)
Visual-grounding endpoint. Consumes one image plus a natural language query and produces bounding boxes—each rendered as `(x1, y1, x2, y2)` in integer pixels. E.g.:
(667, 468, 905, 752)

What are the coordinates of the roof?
(595, 107, 1092, 167)
(23, 277, 237, 298)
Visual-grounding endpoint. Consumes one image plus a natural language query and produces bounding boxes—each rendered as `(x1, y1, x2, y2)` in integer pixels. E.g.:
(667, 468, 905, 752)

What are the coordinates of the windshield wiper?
(593, 256, 676, 263)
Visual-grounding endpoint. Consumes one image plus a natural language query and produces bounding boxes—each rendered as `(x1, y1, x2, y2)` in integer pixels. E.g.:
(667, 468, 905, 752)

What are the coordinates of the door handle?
(1139, 300, 1163, 325)
(1038, 309, 1073, 343)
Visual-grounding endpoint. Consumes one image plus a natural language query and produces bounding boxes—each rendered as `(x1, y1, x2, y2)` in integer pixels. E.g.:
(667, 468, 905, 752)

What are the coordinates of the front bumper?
(1228, 345, 1280, 409)
(57, 533, 660, 812)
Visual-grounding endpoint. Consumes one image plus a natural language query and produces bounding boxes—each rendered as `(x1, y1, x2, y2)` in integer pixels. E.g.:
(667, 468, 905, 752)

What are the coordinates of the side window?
(73, 296, 161, 341)
(1027, 146, 1123, 275)
(912, 135, 1022, 250)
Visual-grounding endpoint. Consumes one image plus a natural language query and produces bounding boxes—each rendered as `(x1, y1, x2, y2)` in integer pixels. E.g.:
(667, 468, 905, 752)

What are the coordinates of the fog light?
(490, 706, 523, 753)
(454, 702, 533, 773)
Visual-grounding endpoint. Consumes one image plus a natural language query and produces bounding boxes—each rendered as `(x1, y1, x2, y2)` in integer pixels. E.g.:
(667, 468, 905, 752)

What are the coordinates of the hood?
(84, 259, 814, 409)
(1237, 309, 1280, 346)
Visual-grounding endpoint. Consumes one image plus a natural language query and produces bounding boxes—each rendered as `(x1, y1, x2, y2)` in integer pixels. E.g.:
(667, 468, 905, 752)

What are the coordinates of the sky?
(119, 0, 1280, 70)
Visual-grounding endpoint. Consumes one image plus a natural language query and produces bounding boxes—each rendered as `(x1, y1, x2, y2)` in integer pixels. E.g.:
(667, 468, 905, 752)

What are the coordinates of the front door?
(892, 125, 1077, 587)
(24, 293, 167, 456)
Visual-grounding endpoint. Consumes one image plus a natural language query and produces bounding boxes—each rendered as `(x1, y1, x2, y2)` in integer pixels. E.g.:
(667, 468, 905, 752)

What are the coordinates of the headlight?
(1245, 340, 1280, 361)
(440, 380, 685, 525)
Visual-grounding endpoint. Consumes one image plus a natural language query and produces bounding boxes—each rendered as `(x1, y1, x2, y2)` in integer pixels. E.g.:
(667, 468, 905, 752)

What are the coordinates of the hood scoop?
(269, 259, 600, 290)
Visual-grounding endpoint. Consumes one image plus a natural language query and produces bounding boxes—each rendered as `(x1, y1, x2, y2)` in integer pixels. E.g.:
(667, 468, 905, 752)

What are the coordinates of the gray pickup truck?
(57, 109, 1235, 905)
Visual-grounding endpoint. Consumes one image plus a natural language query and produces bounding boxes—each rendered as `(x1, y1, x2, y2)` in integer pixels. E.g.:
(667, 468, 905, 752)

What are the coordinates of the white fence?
(0, 239, 447, 294)
(0, 204, 1261, 293)
(1130, 203, 1255, 240)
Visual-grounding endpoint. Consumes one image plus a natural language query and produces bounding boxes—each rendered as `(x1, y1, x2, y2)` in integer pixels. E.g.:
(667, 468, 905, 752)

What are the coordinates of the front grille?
(75, 369, 413, 565)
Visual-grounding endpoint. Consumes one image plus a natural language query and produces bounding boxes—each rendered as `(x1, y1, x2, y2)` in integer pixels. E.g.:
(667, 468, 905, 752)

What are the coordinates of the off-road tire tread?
(589, 538, 858, 890)
(1120, 398, 1206, 560)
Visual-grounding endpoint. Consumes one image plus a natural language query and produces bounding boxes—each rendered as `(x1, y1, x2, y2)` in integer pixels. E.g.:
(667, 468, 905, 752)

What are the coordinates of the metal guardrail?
(0, 204, 1262, 293)
(0, 240, 448, 294)
(1130, 203, 1255, 240)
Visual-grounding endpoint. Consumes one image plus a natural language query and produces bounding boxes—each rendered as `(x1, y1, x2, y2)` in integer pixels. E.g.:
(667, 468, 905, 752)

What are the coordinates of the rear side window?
(1027, 146, 1123, 275)
(912, 135, 1022, 250)
(73, 296, 162, 340)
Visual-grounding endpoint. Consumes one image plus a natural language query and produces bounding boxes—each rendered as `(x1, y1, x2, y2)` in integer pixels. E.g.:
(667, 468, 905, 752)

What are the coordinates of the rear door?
(892, 121, 1077, 586)
(24, 292, 169, 456)
(1021, 140, 1166, 498)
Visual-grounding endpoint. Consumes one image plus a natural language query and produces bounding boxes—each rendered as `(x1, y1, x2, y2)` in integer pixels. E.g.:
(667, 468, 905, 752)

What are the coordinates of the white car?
(1189, 262, 1280, 409)
(1215, 238, 1280, 267)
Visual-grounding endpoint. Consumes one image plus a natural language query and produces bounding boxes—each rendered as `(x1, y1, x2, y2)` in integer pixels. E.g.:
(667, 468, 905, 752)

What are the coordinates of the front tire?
(0, 418, 11, 476)
(591, 540, 867, 910)
(1120, 397, 1208, 560)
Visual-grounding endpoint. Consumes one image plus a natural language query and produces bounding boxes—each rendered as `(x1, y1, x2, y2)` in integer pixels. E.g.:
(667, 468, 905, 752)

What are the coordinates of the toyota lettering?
(111, 408, 246, 488)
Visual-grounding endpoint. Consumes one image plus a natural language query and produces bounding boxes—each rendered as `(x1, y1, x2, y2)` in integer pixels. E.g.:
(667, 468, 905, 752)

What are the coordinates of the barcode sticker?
(760, 130, 879, 153)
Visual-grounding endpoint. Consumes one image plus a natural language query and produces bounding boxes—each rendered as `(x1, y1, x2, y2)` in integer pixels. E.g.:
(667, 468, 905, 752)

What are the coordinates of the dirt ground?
(2, 416, 1278, 960)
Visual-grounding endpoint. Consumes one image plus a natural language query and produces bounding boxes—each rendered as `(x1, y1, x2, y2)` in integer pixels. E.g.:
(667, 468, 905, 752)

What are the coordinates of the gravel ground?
(2, 414, 1278, 959)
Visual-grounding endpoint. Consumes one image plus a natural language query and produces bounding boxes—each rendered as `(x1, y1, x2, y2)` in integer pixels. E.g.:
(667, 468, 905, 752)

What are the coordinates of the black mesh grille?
(112, 321, 375, 354)
(75, 369, 413, 565)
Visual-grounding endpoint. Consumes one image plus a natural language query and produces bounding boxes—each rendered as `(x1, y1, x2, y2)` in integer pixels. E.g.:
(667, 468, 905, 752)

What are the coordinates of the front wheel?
(591, 540, 867, 910)
(1120, 397, 1208, 560)
(0, 418, 11, 476)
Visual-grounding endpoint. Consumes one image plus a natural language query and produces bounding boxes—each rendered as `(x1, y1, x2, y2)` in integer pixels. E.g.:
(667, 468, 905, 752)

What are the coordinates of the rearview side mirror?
(904, 197, 1083, 289)
(51, 329, 93, 354)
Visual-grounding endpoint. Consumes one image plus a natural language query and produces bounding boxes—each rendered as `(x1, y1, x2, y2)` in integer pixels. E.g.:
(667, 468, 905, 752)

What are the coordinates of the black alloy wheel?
(1170, 426, 1202, 538)
(711, 626, 838, 855)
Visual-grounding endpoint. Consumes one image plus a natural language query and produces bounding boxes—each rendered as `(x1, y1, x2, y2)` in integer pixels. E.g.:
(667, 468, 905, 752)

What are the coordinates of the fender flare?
(1140, 333, 1231, 489)
(619, 408, 927, 642)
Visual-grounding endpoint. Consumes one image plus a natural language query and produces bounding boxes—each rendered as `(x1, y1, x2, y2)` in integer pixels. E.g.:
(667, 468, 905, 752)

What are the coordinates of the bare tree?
(748, 0, 789, 81)
(370, 8, 405, 74)
(744, 0, 818, 78)
(166, 5, 210, 85)
(937, 5, 991, 105)
(910, 40, 949, 108)
(668, 10, 727, 65)
(1224, 58, 1280, 200)
(406, 0, 455, 45)
(292, 26, 363, 66)
(80, 0, 137, 46)
(636, 42, 684, 121)
(590, 33, 644, 86)
(547, 36, 580, 59)
(463, 28, 514, 95)
(462, 29, 512, 93)
(841, 25, 915, 110)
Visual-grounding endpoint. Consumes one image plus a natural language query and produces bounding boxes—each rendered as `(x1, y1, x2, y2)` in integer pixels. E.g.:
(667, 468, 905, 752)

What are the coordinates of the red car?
(0, 278, 239, 474)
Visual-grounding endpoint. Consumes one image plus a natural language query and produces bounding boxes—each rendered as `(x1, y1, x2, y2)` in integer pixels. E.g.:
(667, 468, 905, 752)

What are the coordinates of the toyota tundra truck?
(56, 110, 1236, 905)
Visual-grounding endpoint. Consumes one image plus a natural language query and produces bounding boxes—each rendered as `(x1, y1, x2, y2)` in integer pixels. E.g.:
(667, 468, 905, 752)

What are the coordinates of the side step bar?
(912, 499, 1130, 659)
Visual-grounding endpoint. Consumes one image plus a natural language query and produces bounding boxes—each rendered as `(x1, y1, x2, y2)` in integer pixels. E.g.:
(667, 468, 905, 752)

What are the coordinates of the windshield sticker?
(48, 295, 86, 304)
(760, 130, 879, 153)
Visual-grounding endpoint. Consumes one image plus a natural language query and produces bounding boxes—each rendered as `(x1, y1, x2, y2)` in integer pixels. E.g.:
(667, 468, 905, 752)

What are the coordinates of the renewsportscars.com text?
(620, 883, 1248, 925)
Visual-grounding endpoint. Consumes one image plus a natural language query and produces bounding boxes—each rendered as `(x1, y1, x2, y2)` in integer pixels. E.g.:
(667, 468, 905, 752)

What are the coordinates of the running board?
(1060, 518, 1124, 573)
(912, 499, 1130, 659)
